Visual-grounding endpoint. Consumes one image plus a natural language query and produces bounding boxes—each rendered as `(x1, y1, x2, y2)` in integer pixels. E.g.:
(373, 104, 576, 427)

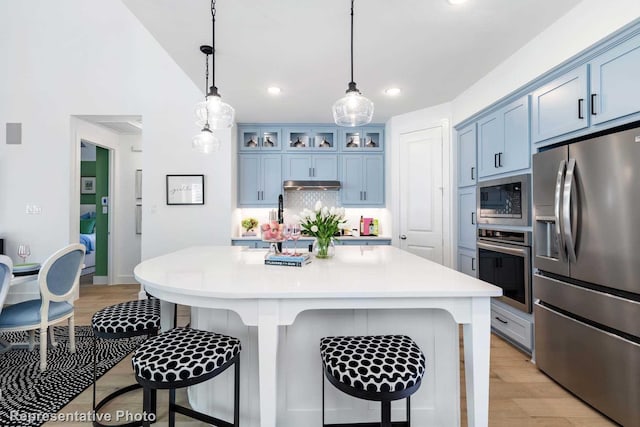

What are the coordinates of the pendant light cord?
(211, 0, 217, 92)
(350, 0, 354, 84)
(204, 52, 210, 99)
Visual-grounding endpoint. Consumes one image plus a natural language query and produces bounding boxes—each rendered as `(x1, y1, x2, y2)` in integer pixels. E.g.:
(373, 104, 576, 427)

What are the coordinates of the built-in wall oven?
(477, 228, 532, 313)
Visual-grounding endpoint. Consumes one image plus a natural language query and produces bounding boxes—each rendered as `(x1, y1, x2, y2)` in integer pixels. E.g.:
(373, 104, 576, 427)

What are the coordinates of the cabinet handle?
(471, 212, 475, 225)
(471, 166, 475, 180)
(471, 257, 476, 271)
(591, 93, 597, 115)
(578, 98, 584, 119)
(260, 191, 264, 200)
(363, 191, 367, 200)
(498, 152, 503, 167)
(494, 153, 498, 168)
(312, 167, 315, 177)
(309, 167, 312, 177)
(360, 191, 363, 200)
(495, 316, 508, 324)
(258, 191, 260, 200)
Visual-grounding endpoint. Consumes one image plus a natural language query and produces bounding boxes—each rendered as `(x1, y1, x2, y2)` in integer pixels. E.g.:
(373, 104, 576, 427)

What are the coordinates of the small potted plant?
(241, 217, 259, 237)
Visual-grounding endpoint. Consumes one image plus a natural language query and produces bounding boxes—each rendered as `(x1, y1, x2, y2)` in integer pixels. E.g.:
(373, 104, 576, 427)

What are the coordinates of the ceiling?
(122, 0, 581, 124)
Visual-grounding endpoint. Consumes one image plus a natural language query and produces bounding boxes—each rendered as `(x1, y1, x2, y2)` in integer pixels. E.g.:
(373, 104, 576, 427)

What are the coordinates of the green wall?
(95, 148, 109, 276)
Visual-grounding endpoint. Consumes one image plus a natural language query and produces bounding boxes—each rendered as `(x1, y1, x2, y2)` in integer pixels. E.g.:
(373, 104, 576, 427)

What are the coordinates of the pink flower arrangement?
(261, 220, 285, 241)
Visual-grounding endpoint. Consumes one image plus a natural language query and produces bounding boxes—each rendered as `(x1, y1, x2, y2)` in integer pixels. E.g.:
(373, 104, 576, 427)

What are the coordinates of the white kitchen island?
(134, 245, 501, 427)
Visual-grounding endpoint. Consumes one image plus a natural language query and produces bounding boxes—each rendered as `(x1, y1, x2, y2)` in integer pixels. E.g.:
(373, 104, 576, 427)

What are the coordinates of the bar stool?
(320, 335, 426, 427)
(131, 327, 241, 427)
(91, 298, 160, 427)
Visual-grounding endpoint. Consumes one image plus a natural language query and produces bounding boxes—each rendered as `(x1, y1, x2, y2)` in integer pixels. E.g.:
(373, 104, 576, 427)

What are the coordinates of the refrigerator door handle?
(555, 159, 567, 260)
(563, 158, 578, 263)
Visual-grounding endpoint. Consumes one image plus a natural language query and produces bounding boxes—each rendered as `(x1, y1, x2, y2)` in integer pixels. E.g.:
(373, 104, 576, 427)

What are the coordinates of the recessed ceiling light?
(448, 0, 468, 4)
(267, 86, 281, 95)
(384, 87, 401, 96)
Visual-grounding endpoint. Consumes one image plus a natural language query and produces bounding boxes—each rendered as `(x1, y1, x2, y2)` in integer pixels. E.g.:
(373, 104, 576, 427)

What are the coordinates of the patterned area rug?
(0, 326, 145, 427)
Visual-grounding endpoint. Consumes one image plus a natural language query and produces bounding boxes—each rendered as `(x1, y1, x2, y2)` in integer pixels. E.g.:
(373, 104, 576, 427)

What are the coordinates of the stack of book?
(264, 253, 311, 267)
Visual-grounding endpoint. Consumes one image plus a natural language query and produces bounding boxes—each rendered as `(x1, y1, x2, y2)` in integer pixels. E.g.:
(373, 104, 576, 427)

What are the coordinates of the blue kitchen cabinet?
(458, 187, 476, 250)
(238, 154, 282, 206)
(341, 154, 384, 206)
(340, 126, 384, 151)
(238, 126, 282, 151)
(284, 126, 338, 151)
(457, 124, 476, 187)
(477, 113, 501, 178)
(590, 33, 640, 125)
(477, 96, 530, 178)
(458, 248, 477, 278)
(283, 154, 338, 180)
(531, 65, 589, 143)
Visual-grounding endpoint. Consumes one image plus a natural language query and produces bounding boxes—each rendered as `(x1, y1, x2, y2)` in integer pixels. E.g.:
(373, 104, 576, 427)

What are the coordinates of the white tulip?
(311, 225, 318, 233)
(329, 206, 336, 216)
(321, 206, 329, 218)
(315, 200, 322, 212)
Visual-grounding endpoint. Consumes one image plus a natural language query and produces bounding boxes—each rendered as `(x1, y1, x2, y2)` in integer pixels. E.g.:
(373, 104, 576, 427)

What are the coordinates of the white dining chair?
(0, 244, 85, 371)
(0, 255, 13, 354)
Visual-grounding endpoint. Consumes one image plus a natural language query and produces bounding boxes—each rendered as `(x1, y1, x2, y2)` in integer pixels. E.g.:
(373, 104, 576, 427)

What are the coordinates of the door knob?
(400, 235, 407, 240)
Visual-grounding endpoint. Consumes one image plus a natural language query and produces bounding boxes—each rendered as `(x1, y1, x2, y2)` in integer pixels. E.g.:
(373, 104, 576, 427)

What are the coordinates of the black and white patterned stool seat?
(92, 299, 160, 335)
(132, 327, 241, 384)
(320, 335, 426, 394)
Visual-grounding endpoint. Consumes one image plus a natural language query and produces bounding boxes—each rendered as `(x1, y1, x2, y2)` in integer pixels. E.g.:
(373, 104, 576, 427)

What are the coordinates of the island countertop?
(134, 245, 501, 300)
(135, 245, 501, 427)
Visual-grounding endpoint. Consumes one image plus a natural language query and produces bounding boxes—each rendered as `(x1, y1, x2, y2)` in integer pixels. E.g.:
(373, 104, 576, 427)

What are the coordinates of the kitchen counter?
(135, 245, 501, 427)
(231, 235, 392, 247)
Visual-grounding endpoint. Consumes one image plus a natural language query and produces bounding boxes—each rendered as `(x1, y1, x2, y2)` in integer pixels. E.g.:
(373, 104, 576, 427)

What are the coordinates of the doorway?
(79, 141, 110, 284)
(397, 124, 450, 265)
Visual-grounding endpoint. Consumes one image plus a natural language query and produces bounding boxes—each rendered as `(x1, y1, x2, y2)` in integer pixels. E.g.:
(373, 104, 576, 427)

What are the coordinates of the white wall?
(452, 0, 640, 124)
(386, 102, 454, 267)
(0, 0, 232, 273)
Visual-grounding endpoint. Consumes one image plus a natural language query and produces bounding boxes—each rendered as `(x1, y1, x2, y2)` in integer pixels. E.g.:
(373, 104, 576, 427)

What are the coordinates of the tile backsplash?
(234, 191, 391, 239)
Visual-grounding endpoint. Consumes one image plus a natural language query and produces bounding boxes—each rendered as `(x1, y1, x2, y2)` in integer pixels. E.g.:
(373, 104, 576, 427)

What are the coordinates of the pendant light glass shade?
(195, 93, 235, 129)
(192, 125, 220, 153)
(333, 0, 373, 127)
(333, 86, 374, 127)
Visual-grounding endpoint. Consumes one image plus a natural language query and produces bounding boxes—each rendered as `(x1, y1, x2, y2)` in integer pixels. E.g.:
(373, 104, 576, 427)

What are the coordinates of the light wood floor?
(42, 283, 617, 426)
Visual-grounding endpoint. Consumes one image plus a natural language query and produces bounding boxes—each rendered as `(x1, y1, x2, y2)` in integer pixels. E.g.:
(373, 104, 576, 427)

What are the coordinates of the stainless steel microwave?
(477, 174, 531, 227)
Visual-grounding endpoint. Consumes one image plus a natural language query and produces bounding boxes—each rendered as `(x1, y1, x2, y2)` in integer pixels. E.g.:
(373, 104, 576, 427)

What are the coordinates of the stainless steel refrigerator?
(533, 125, 640, 427)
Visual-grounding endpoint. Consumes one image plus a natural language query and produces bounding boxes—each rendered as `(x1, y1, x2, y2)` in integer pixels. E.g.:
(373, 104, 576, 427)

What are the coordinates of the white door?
(399, 127, 444, 263)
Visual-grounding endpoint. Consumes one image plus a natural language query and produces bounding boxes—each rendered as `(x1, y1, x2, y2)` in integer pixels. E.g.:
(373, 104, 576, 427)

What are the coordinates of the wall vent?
(6, 123, 22, 144)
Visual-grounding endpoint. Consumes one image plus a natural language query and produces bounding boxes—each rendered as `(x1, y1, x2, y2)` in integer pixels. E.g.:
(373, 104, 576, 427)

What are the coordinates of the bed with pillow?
(80, 207, 96, 274)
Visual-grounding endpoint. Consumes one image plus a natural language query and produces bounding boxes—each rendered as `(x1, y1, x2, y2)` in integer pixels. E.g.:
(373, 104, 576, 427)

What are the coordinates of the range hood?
(283, 180, 341, 191)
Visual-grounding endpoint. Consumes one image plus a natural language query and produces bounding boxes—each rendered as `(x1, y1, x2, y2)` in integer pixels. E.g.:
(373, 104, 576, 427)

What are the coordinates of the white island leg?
(463, 297, 491, 427)
(258, 301, 280, 427)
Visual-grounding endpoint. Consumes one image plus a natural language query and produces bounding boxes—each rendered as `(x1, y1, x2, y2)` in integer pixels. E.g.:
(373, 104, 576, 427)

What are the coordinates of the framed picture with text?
(166, 174, 204, 205)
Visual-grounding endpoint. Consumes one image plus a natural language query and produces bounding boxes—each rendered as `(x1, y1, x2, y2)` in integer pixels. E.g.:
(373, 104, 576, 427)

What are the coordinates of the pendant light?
(332, 0, 374, 127)
(192, 46, 220, 153)
(195, 0, 235, 130)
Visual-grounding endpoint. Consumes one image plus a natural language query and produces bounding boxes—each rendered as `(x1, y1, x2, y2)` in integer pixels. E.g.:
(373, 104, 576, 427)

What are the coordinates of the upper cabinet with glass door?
(339, 126, 384, 151)
(284, 126, 338, 151)
(238, 126, 282, 151)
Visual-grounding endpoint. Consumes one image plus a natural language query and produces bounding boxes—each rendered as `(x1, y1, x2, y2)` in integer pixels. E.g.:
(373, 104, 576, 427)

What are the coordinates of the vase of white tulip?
(298, 201, 346, 259)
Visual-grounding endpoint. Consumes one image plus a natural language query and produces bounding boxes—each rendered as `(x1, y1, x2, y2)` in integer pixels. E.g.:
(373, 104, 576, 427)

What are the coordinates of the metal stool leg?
(381, 400, 391, 427)
(407, 395, 411, 426)
(169, 388, 176, 427)
(142, 387, 152, 427)
(234, 358, 240, 427)
(92, 334, 97, 410)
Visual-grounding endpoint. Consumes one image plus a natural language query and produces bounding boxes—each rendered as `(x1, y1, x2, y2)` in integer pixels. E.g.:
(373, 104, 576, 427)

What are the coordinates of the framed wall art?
(166, 174, 205, 205)
(81, 177, 96, 194)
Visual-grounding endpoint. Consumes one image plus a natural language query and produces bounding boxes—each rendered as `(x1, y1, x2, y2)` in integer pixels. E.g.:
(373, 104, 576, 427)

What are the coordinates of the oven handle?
(554, 159, 567, 261)
(477, 240, 530, 258)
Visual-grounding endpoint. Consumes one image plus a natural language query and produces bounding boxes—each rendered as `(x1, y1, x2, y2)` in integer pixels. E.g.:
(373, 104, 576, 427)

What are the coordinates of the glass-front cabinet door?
(340, 126, 384, 151)
(284, 127, 337, 151)
(239, 126, 282, 151)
